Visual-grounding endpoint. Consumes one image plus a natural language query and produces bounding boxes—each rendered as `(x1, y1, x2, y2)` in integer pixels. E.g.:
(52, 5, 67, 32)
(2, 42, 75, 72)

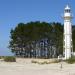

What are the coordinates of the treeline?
(9, 21, 75, 58)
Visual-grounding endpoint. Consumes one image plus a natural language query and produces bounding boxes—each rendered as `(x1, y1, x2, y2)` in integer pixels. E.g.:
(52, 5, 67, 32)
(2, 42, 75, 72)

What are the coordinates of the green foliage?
(9, 21, 63, 58)
(72, 26, 75, 52)
(0, 56, 5, 59)
(66, 56, 75, 64)
(31, 59, 59, 64)
(4, 56, 16, 62)
(0, 56, 2, 59)
(31, 60, 37, 63)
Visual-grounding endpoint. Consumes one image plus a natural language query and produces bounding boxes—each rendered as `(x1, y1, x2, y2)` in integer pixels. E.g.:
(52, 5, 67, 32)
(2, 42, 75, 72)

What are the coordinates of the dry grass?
(31, 59, 59, 64)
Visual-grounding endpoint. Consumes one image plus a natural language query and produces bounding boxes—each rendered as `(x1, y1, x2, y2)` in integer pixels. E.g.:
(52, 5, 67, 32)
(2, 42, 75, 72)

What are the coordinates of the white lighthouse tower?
(63, 5, 73, 59)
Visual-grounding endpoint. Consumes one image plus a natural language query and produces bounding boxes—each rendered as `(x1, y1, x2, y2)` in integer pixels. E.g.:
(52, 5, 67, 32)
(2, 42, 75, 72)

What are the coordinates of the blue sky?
(0, 0, 75, 56)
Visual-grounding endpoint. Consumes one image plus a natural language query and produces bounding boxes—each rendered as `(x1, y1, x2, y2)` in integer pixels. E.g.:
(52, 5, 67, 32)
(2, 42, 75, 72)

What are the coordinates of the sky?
(0, 0, 75, 56)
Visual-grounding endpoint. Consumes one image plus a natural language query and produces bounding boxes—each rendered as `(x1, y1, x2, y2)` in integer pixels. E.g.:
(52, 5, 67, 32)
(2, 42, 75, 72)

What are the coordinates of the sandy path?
(0, 59, 75, 75)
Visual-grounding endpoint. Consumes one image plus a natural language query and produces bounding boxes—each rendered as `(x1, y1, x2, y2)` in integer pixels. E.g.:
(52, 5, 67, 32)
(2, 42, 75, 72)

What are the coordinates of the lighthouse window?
(65, 9, 70, 13)
(68, 10, 70, 12)
(66, 10, 69, 12)
(65, 10, 67, 12)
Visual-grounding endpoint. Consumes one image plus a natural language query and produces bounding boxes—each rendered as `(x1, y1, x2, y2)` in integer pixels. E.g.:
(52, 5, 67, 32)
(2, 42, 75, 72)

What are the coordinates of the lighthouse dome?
(64, 5, 71, 13)
(65, 5, 70, 10)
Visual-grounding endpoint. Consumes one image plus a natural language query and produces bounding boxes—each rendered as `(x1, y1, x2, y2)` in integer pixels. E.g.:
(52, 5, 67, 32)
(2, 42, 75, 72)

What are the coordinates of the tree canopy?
(9, 21, 75, 58)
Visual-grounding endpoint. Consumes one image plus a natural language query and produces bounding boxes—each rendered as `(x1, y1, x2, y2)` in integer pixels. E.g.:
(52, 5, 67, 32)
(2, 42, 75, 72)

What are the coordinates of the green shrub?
(31, 60, 37, 63)
(0, 56, 2, 59)
(38, 61, 50, 64)
(4, 56, 16, 62)
(31, 59, 59, 64)
(66, 56, 75, 64)
(53, 59, 59, 63)
(0, 56, 4, 59)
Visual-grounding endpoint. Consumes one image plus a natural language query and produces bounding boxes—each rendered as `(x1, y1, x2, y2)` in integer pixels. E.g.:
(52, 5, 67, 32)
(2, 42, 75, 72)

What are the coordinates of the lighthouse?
(63, 5, 73, 59)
